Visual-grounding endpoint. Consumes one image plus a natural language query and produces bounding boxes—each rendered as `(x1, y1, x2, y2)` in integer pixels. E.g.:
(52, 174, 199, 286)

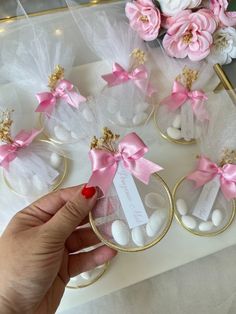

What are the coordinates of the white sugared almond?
(212, 209, 223, 227)
(172, 114, 181, 129)
(181, 215, 197, 229)
(199, 221, 214, 232)
(176, 199, 188, 216)
(111, 220, 130, 246)
(50, 152, 62, 168)
(131, 226, 145, 247)
(146, 210, 165, 237)
(144, 192, 165, 208)
(167, 127, 182, 140)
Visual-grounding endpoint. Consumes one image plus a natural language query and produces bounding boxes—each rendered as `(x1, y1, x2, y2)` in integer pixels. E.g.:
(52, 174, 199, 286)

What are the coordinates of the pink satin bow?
(0, 129, 41, 170)
(102, 63, 155, 97)
(87, 132, 162, 195)
(35, 79, 86, 116)
(161, 81, 208, 121)
(187, 156, 236, 200)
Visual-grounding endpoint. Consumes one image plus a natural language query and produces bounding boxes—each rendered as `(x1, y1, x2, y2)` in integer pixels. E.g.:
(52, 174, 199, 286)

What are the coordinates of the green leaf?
(227, 0, 236, 12)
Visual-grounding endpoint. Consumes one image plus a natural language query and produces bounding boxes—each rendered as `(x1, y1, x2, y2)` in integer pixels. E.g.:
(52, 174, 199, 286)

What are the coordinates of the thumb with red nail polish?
(81, 185, 96, 199)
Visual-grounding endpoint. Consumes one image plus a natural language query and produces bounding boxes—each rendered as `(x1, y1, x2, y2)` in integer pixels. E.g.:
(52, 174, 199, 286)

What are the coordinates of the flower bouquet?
(125, 0, 236, 64)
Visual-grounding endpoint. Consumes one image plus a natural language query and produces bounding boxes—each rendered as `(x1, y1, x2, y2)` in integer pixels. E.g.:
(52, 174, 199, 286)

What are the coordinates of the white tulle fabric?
(4, 142, 60, 198)
(200, 90, 236, 163)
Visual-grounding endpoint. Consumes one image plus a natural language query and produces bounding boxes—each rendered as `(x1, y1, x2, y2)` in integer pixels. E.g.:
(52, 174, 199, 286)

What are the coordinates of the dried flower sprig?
(48, 65, 64, 90)
(176, 66, 199, 90)
(219, 149, 236, 167)
(0, 109, 14, 144)
(130, 48, 147, 68)
(90, 127, 120, 152)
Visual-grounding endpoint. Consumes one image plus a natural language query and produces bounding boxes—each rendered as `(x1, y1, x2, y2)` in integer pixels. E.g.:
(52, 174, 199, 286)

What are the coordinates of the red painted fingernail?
(81, 185, 96, 199)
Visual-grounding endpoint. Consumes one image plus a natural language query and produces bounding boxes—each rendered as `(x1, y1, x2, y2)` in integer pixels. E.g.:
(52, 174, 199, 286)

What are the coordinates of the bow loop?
(188, 156, 236, 200)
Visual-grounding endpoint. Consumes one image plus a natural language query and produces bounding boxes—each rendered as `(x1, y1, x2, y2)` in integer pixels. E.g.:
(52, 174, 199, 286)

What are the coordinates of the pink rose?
(163, 9, 218, 61)
(210, 0, 236, 27)
(125, 0, 161, 41)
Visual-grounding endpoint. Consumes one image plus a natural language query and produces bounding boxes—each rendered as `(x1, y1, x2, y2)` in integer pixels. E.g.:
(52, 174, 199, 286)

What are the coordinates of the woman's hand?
(0, 185, 117, 314)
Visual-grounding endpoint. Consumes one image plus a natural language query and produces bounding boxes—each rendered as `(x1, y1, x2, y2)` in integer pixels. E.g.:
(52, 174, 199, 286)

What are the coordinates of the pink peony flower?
(163, 9, 218, 61)
(210, 0, 236, 27)
(125, 0, 161, 41)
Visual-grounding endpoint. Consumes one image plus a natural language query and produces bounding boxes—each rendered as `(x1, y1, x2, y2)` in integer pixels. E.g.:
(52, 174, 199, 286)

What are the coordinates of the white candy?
(50, 152, 62, 168)
(167, 127, 182, 140)
(82, 107, 94, 122)
(80, 271, 93, 280)
(181, 215, 197, 229)
(134, 102, 149, 113)
(71, 131, 78, 140)
(212, 209, 223, 227)
(17, 178, 31, 195)
(172, 114, 181, 129)
(146, 210, 165, 237)
(176, 199, 188, 216)
(111, 220, 130, 246)
(199, 221, 214, 232)
(32, 175, 45, 191)
(131, 226, 145, 246)
(117, 112, 129, 126)
(54, 125, 71, 142)
(145, 192, 165, 208)
(132, 112, 148, 126)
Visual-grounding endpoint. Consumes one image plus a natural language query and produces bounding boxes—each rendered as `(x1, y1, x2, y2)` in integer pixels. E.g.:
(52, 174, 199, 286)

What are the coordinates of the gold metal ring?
(66, 261, 110, 289)
(173, 176, 236, 237)
(89, 173, 174, 252)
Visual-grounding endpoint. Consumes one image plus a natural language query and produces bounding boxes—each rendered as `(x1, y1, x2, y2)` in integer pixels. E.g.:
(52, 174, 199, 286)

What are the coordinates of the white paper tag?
(113, 164, 149, 229)
(192, 176, 220, 221)
(181, 102, 195, 140)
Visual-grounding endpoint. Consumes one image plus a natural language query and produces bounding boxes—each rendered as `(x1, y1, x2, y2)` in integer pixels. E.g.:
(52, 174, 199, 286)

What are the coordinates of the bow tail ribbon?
(35, 92, 56, 115)
(191, 96, 209, 121)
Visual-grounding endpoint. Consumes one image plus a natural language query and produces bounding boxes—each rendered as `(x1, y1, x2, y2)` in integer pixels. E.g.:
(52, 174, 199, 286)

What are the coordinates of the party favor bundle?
(149, 42, 218, 144)
(173, 90, 236, 236)
(0, 107, 66, 199)
(1, 10, 98, 145)
(67, 90, 173, 251)
(68, 5, 156, 129)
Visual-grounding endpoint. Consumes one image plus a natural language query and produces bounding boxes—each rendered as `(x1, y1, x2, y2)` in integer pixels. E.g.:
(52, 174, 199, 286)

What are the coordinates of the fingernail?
(81, 185, 96, 199)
